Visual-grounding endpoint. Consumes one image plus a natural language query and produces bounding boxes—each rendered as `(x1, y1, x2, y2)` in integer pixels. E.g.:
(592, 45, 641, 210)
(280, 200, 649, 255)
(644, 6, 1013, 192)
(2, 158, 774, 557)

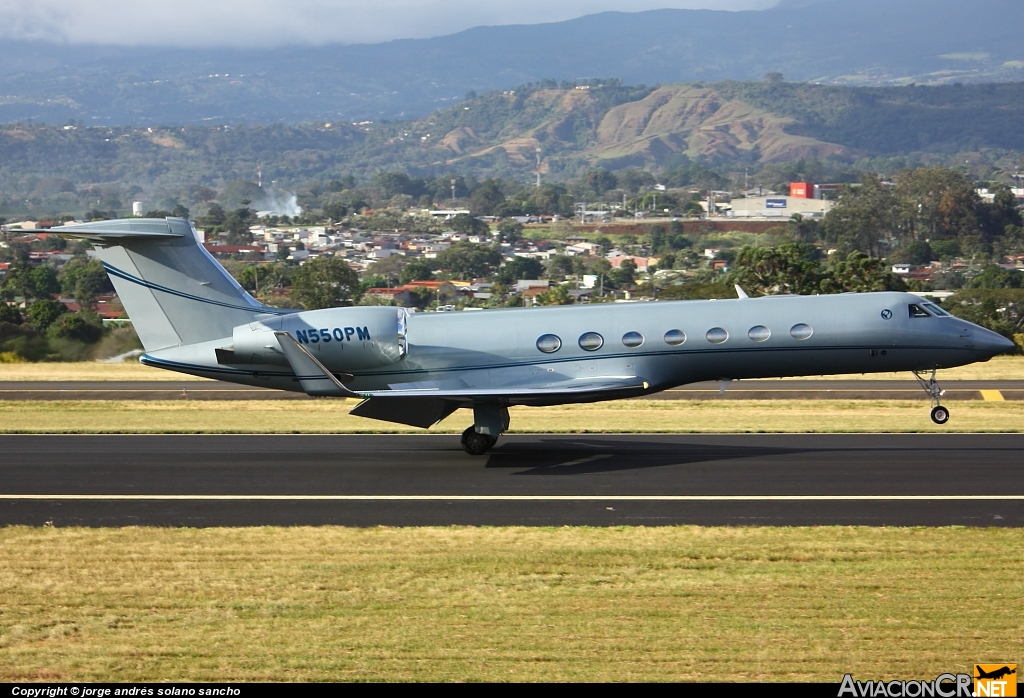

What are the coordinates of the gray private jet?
(55, 217, 1015, 454)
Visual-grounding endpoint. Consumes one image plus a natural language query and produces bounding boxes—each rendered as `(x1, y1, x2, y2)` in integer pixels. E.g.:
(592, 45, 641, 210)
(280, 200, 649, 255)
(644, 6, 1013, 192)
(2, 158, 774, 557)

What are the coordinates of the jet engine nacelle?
(228, 306, 408, 371)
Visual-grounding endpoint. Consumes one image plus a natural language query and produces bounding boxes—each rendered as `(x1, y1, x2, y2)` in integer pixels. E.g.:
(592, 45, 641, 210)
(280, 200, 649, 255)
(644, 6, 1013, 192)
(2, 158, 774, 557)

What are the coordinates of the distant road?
(0, 380, 1021, 401)
(1, 434, 1021, 526)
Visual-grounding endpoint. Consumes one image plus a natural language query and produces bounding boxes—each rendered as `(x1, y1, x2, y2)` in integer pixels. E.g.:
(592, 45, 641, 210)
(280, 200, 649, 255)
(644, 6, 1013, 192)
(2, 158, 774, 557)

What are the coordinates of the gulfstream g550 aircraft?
(55, 217, 1015, 454)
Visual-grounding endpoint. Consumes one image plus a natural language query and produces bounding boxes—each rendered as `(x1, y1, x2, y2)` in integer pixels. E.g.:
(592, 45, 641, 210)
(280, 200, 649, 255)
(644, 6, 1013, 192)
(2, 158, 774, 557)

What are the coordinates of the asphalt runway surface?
(2, 434, 1022, 527)
(1, 380, 1022, 400)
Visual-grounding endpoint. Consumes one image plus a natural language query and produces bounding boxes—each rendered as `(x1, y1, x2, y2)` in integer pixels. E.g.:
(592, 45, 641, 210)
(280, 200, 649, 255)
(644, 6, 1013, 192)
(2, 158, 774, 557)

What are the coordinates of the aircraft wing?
(275, 331, 646, 399)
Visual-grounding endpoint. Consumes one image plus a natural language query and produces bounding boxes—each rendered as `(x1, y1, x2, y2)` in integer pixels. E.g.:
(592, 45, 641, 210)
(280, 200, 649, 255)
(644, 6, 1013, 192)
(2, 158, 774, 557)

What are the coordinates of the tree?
(612, 258, 637, 287)
(822, 175, 903, 257)
(896, 166, 979, 242)
(469, 179, 505, 216)
(537, 284, 573, 305)
(224, 208, 255, 245)
(820, 252, 907, 293)
(728, 243, 821, 296)
(449, 213, 490, 238)
(398, 261, 434, 285)
(0, 302, 22, 325)
(648, 225, 667, 255)
(497, 257, 544, 284)
(201, 203, 227, 228)
(49, 312, 102, 343)
(616, 169, 656, 196)
(27, 299, 65, 331)
(322, 201, 348, 221)
(546, 255, 575, 281)
(236, 263, 289, 298)
(289, 257, 360, 309)
(30, 265, 60, 298)
(966, 265, 1022, 290)
(218, 180, 264, 210)
(582, 170, 618, 197)
(374, 172, 415, 199)
(785, 214, 820, 243)
(2, 264, 35, 300)
(496, 218, 524, 244)
(59, 258, 113, 303)
(894, 240, 934, 265)
(432, 241, 503, 280)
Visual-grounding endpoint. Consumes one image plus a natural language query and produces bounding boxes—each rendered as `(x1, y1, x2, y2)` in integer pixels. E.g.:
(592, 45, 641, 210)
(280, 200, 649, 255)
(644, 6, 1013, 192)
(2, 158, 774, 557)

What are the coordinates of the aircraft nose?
(976, 328, 1017, 358)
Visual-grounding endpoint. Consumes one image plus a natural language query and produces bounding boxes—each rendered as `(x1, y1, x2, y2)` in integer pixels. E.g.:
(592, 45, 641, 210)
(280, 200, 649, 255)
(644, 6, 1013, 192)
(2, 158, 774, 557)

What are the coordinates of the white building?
(728, 196, 832, 218)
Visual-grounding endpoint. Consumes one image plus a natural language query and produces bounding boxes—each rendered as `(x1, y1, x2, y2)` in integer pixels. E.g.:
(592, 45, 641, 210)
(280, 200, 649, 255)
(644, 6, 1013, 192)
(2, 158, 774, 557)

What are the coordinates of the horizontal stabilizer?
(52, 220, 185, 243)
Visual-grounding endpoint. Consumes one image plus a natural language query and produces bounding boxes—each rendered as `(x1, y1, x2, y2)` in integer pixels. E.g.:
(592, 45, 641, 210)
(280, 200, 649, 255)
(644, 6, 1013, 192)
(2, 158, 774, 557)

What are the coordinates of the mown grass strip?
(1, 398, 1022, 433)
(1, 526, 1021, 682)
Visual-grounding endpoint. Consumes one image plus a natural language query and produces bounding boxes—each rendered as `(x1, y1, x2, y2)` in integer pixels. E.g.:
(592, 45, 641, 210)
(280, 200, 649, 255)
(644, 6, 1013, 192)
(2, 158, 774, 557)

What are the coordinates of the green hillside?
(2, 80, 1024, 217)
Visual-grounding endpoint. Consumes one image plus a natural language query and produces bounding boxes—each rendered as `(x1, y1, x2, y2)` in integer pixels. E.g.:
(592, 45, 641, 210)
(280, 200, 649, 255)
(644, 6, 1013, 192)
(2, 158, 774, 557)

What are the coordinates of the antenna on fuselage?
(735, 284, 750, 299)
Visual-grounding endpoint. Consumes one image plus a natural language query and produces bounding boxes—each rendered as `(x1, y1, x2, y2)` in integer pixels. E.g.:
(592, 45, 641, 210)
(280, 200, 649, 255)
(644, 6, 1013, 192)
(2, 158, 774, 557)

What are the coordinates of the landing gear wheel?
(915, 370, 950, 425)
(461, 426, 497, 456)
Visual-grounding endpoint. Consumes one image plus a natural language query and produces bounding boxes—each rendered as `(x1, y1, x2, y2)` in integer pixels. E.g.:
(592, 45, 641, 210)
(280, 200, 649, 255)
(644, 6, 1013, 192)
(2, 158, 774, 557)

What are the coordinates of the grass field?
(1, 398, 1022, 433)
(1, 526, 1020, 682)
(1, 355, 1022, 382)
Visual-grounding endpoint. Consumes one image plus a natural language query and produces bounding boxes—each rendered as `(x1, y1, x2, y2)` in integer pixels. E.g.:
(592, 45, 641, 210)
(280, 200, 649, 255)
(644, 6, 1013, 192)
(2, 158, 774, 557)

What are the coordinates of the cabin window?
(706, 327, 728, 344)
(664, 329, 686, 346)
(922, 302, 951, 317)
(790, 323, 813, 340)
(578, 332, 604, 351)
(909, 304, 931, 318)
(622, 331, 644, 348)
(748, 325, 771, 342)
(536, 334, 562, 353)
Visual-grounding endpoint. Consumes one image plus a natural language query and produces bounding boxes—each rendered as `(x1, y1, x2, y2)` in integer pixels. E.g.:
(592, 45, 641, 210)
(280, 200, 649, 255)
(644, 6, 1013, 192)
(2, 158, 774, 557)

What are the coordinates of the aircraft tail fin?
(54, 217, 281, 350)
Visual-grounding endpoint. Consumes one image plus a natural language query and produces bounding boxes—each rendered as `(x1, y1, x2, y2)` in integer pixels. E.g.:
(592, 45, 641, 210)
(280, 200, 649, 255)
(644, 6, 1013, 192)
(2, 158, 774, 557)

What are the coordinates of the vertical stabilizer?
(54, 217, 282, 350)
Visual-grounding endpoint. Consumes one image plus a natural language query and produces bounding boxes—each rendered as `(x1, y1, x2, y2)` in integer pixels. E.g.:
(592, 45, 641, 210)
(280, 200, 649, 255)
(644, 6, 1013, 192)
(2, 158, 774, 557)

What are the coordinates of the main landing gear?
(461, 427, 497, 456)
(913, 370, 949, 424)
(460, 404, 510, 456)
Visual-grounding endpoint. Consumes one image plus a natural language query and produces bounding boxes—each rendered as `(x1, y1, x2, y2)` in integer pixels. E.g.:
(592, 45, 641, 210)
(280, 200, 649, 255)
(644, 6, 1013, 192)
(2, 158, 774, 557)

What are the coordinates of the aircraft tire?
(930, 405, 950, 425)
(461, 426, 497, 456)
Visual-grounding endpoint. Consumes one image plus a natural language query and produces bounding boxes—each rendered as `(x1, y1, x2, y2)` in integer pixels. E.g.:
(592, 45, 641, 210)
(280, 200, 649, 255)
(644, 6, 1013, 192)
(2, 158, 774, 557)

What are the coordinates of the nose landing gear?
(914, 370, 949, 424)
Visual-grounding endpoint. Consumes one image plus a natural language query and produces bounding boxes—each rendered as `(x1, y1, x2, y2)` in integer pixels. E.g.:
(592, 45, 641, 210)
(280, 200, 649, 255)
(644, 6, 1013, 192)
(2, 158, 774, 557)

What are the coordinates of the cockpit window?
(908, 304, 931, 318)
(921, 302, 951, 317)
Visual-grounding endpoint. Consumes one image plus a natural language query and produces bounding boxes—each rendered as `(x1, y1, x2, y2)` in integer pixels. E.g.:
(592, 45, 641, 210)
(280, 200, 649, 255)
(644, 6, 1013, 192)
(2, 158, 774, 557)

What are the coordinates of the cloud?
(0, 0, 779, 47)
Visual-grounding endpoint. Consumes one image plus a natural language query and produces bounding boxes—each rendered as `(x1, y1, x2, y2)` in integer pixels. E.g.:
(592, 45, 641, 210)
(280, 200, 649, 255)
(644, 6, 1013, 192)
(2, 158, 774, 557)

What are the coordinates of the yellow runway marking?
(980, 390, 1005, 401)
(1, 495, 1023, 501)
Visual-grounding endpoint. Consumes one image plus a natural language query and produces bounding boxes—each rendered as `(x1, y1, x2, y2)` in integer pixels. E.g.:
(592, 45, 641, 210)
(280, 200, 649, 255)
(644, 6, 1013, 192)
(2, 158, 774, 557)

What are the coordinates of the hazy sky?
(0, 0, 780, 47)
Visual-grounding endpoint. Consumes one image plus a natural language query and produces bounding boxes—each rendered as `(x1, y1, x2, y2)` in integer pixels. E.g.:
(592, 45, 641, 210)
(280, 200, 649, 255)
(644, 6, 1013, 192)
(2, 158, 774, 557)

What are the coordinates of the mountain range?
(1, 0, 1022, 125)
(3, 80, 1022, 203)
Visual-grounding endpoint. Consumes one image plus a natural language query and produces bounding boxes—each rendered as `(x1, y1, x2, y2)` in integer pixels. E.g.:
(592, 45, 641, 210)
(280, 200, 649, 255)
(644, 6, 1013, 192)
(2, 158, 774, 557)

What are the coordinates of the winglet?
(734, 284, 750, 299)
(274, 331, 362, 398)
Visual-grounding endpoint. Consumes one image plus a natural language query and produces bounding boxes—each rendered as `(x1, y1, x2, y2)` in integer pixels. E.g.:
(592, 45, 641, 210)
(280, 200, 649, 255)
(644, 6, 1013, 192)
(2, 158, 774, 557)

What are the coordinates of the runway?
(1, 434, 1022, 526)
(0, 380, 1021, 400)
